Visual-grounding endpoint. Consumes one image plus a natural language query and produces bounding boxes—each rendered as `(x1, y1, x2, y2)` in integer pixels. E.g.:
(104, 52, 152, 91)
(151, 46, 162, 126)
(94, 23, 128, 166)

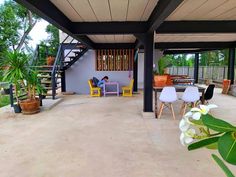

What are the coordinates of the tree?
(39, 24, 59, 57)
(0, 0, 40, 52)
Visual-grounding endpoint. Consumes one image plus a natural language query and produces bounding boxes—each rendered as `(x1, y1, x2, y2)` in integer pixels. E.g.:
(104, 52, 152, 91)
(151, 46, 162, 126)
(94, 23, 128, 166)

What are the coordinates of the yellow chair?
(88, 79, 101, 97)
(122, 79, 134, 97)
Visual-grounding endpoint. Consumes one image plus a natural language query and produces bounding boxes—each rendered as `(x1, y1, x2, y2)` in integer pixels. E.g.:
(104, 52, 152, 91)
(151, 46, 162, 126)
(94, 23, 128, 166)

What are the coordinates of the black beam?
(157, 21, 236, 33)
(163, 48, 224, 55)
(143, 32, 154, 112)
(61, 71, 66, 92)
(134, 39, 143, 49)
(155, 42, 236, 49)
(194, 53, 199, 84)
(14, 0, 95, 49)
(228, 48, 235, 84)
(72, 22, 148, 34)
(133, 50, 138, 92)
(148, 0, 183, 32)
(94, 43, 135, 49)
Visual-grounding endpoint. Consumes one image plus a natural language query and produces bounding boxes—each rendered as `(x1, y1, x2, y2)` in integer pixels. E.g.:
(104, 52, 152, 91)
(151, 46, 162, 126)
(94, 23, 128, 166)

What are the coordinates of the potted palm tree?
(2, 51, 45, 114)
(1, 51, 29, 113)
(153, 55, 173, 87)
(19, 70, 45, 114)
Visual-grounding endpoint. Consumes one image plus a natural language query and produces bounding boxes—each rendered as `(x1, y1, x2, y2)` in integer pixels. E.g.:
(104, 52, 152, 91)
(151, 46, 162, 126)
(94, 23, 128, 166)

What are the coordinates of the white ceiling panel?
(155, 33, 236, 42)
(109, 0, 129, 21)
(167, 0, 236, 21)
(127, 0, 150, 21)
(89, 0, 111, 21)
(50, 0, 158, 22)
(88, 35, 135, 43)
(68, 0, 97, 21)
(50, 0, 83, 21)
(140, 0, 159, 21)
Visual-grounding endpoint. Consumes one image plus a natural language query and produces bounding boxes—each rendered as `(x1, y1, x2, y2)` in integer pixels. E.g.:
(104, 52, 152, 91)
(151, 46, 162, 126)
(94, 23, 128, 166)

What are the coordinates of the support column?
(61, 71, 66, 92)
(228, 48, 235, 85)
(143, 32, 154, 112)
(194, 53, 199, 84)
(133, 50, 138, 92)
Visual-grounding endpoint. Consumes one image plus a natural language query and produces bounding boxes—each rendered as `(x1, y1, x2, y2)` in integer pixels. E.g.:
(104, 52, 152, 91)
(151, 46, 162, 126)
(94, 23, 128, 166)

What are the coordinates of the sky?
(0, 0, 49, 49)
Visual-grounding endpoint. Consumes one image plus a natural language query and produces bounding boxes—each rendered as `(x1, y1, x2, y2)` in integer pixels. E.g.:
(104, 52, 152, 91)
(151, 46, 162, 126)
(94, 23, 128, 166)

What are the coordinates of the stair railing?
(51, 44, 62, 99)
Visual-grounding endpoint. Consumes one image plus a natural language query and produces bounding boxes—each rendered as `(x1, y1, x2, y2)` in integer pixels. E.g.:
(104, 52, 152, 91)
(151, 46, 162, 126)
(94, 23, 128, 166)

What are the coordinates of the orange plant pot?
(153, 75, 168, 87)
(46, 56, 55, 66)
(19, 98, 40, 115)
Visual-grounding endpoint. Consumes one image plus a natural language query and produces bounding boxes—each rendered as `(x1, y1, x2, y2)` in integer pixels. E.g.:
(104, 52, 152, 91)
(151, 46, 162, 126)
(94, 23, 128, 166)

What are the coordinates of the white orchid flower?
(190, 104, 218, 120)
(179, 118, 190, 132)
(180, 128, 196, 146)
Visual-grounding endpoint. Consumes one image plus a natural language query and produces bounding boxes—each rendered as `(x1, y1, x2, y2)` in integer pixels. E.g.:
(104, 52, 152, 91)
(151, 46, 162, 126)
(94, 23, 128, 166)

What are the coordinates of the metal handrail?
(51, 44, 62, 99)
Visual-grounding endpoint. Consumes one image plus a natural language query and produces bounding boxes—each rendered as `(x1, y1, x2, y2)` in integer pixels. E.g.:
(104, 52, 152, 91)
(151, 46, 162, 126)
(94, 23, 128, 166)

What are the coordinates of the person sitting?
(97, 76, 109, 88)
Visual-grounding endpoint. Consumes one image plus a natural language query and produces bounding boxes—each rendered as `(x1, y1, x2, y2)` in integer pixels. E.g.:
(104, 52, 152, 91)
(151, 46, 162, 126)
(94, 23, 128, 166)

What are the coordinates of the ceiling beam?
(157, 21, 236, 33)
(94, 43, 135, 49)
(71, 22, 148, 35)
(155, 42, 236, 49)
(148, 0, 183, 32)
(163, 48, 224, 55)
(14, 0, 95, 49)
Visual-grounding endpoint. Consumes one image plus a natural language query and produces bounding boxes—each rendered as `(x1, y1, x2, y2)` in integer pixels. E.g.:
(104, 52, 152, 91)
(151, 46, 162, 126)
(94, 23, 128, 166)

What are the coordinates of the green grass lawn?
(0, 95, 10, 108)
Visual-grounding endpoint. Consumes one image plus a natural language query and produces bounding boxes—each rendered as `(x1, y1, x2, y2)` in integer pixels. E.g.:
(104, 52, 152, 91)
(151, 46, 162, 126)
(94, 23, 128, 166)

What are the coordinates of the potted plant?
(19, 70, 46, 114)
(153, 55, 173, 87)
(1, 51, 29, 113)
(46, 55, 55, 65)
(1, 51, 45, 114)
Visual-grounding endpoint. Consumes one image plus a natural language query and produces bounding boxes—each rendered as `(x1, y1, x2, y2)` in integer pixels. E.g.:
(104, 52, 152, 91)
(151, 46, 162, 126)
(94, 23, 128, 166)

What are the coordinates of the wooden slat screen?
(96, 49, 134, 71)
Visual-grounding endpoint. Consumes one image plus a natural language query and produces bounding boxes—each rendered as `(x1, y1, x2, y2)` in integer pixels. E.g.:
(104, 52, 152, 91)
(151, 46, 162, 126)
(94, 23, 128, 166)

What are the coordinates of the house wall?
(137, 49, 163, 89)
(65, 50, 133, 94)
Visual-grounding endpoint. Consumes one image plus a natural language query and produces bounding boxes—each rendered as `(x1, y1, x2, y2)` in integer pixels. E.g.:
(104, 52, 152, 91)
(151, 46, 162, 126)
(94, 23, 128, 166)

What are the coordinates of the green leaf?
(202, 114, 236, 132)
(189, 119, 204, 126)
(206, 142, 218, 150)
(218, 132, 236, 165)
(212, 154, 235, 177)
(188, 136, 220, 151)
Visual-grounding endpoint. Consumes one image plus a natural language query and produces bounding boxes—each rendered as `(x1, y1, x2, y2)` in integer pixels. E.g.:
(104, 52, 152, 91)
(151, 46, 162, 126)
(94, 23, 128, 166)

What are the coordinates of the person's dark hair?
(102, 76, 109, 80)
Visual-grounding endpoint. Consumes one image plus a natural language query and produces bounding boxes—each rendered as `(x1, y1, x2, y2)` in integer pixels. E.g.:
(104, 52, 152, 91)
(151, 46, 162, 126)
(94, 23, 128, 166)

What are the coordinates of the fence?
(167, 66, 232, 83)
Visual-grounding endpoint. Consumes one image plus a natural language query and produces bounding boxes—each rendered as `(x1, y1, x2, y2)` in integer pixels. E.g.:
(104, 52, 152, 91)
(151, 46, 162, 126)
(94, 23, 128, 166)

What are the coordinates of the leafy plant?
(1, 51, 46, 104)
(1, 51, 29, 104)
(179, 105, 236, 177)
(155, 55, 172, 75)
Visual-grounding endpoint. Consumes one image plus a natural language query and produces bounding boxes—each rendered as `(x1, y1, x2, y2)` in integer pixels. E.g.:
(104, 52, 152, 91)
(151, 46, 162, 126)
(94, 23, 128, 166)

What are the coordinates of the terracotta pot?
(19, 98, 40, 115)
(46, 56, 55, 66)
(153, 75, 168, 87)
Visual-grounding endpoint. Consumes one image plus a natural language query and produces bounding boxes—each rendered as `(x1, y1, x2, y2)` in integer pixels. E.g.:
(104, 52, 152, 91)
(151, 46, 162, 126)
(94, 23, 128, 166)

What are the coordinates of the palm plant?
(156, 55, 173, 75)
(1, 51, 29, 104)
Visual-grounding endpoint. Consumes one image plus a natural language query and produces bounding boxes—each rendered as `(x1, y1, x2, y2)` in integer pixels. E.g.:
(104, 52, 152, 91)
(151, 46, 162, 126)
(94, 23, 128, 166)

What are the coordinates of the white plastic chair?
(158, 87, 178, 120)
(180, 86, 200, 116)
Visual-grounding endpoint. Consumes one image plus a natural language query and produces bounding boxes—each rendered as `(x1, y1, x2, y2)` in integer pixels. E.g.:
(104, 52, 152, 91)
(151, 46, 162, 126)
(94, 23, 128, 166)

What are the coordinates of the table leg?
(117, 84, 119, 96)
(155, 90, 158, 118)
(201, 90, 205, 104)
(103, 84, 106, 97)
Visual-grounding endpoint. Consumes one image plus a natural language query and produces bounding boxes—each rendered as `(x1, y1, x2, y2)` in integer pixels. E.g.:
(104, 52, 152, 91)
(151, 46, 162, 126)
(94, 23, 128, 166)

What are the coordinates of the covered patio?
(0, 88, 236, 176)
(15, 0, 236, 113)
(2, 0, 236, 176)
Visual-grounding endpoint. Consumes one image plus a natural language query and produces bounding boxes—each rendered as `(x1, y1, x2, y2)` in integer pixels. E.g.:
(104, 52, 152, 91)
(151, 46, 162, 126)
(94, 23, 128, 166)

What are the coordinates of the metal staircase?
(32, 35, 88, 99)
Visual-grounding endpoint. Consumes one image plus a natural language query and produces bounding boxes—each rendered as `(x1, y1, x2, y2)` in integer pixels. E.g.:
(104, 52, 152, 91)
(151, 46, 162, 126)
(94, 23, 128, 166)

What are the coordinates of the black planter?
(3, 88, 10, 95)
(13, 104, 22, 113)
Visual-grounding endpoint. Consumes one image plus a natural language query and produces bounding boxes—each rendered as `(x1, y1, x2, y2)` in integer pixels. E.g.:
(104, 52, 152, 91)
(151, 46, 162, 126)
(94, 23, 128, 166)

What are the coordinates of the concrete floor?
(0, 88, 236, 177)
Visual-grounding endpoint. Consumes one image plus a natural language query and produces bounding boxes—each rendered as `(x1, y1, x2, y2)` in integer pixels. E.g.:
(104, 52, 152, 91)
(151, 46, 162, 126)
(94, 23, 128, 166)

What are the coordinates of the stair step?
(32, 65, 54, 68)
(44, 86, 61, 90)
(38, 70, 53, 73)
(41, 80, 60, 84)
(38, 75, 51, 78)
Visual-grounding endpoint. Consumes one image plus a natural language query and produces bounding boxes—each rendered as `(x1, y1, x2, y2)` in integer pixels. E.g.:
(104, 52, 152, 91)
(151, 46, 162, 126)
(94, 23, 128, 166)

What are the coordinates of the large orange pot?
(153, 75, 168, 87)
(46, 56, 55, 65)
(19, 98, 40, 115)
